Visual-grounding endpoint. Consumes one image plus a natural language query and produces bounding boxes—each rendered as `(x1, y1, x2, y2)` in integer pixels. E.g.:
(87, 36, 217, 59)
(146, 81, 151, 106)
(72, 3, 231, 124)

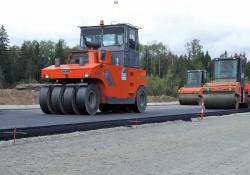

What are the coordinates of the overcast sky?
(1, 0, 250, 57)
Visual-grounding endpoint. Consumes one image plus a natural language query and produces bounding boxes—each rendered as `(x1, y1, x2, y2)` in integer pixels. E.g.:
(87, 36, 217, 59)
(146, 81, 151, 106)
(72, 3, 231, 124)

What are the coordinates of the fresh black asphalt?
(0, 105, 221, 130)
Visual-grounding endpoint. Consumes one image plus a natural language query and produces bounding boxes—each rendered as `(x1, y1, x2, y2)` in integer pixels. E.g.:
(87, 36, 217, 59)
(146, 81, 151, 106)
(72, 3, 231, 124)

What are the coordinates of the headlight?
(45, 74, 50, 79)
(84, 72, 89, 78)
(228, 87, 232, 91)
(206, 87, 210, 91)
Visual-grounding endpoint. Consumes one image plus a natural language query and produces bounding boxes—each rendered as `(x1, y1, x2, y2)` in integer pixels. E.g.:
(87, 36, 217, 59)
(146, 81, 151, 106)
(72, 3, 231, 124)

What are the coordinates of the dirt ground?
(1, 113, 250, 175)
(0, 89, 39, 105)
(0, 89, 176, 105)
(148, 95, 177, 102)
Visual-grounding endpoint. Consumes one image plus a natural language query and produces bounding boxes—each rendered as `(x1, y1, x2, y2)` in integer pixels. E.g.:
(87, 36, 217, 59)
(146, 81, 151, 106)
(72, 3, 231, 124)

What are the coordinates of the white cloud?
(1, 0, 250, 58)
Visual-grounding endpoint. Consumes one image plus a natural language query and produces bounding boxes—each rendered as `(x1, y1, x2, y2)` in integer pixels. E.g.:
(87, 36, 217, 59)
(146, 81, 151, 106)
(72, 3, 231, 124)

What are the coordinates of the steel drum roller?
(179, 94, 200, 105)
(203, 92, 237, 109)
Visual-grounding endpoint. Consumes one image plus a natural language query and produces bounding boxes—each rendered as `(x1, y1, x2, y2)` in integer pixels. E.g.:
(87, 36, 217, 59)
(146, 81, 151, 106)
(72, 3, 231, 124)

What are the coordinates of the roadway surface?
(2, 112, 250, 175)
(1, 104, 222, 130)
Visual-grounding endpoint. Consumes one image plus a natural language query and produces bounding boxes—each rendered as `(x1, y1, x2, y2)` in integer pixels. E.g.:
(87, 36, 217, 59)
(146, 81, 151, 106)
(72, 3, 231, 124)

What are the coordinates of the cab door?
(128, 28, 139, 68)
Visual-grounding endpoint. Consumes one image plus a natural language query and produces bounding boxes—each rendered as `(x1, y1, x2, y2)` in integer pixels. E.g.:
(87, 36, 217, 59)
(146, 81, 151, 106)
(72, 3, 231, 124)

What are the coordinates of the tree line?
(140, 39, 212, 96)
(1, 25, 250, 96)
(0, 25, 70, 88)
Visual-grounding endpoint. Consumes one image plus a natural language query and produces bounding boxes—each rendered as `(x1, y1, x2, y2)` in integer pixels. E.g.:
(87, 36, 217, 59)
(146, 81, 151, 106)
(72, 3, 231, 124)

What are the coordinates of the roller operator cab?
(178, 70, 206, 105)
(39, 23, 147, 115)
(203, 55, 250, 109)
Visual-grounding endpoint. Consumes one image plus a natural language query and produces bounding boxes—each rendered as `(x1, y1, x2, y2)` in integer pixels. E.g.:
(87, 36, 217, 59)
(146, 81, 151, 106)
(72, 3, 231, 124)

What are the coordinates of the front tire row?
(39, 84, 147, 115)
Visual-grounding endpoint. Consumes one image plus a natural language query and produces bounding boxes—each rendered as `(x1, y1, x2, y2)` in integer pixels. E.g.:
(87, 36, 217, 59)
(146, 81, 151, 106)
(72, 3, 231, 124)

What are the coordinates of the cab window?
(102, 27, 124, 47)
(129, 29, 136, 50)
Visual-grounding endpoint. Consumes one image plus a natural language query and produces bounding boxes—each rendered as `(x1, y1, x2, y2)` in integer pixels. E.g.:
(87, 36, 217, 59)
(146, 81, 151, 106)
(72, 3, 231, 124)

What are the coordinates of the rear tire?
(76, 84, 100, 115)
(133, 86, 147, 113)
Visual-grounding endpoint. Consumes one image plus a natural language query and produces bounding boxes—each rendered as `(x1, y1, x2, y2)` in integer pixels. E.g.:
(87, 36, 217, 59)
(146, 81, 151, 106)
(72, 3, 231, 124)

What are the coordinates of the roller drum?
(203, 92, 238, 109)
(178, 93, 200, 105)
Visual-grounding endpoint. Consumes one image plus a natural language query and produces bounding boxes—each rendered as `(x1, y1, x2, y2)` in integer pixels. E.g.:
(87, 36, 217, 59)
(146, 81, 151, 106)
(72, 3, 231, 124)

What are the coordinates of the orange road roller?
(178, 70, 206, 105)
(203, 55, 250, 109)
(39, 22, 147, 115)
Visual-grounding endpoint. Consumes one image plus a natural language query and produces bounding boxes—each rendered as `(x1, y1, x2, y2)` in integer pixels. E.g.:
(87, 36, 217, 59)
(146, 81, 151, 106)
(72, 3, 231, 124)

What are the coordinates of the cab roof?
(214, 55, 247, 61)
(79, 23, 140, 30)
(187, 70, 206, 73)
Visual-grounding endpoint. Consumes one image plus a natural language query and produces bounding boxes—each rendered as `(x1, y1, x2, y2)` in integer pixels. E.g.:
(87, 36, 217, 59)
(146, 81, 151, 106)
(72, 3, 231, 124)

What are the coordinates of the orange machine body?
(204, 81, 249, 103)
(178, 69, 207, 105)
(41, 49, 147, 104)
(178, 86, 204, 97)
(203, 56, 250, 109)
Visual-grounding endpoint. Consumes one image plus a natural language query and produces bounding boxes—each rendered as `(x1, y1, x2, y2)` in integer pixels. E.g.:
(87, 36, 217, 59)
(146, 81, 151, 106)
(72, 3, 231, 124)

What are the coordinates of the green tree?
(140, 42, 169, 77)
(185, 39, 203, 59)
(55, 39, 68, 64)
(19, 41, 42, 82)
(39, 40, 56, 66)
(0, 25, 13, 87)
(185, 39, 204, 69)
(203, 51, 211, 69)
(9, 46, 21, 83)
(176, 54, 189, 87)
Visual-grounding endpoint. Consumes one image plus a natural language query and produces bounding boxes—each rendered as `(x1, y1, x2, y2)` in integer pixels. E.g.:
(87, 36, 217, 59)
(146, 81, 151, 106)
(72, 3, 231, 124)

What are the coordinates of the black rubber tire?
(76, 84, 100, 115)
(51, 85, 65, 114)
(39, 85, 54, 114)
(133, 86, 147, 113)
(62, 86, 79, 114)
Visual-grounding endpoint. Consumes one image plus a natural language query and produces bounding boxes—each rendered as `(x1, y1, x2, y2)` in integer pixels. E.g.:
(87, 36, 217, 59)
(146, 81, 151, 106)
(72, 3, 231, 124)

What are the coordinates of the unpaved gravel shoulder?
(1, 113, 250, 175)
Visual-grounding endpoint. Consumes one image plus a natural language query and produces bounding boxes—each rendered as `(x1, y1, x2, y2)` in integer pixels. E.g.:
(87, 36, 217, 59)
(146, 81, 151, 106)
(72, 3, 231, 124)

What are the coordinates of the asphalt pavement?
(0, 104, 221, 130)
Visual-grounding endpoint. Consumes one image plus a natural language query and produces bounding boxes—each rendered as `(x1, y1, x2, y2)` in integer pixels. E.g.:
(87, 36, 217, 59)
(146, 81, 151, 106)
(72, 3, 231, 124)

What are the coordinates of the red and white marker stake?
(199, 97, 205, 120)
(13, 128, 16, 145)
